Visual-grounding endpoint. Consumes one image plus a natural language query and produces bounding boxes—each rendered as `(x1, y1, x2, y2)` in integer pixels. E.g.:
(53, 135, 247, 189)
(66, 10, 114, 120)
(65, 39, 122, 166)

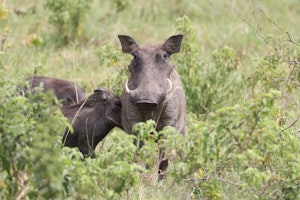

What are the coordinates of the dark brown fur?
(61, 88, 122, 156)
(118, 35, 186, 176)
(25, 76, 85, 106)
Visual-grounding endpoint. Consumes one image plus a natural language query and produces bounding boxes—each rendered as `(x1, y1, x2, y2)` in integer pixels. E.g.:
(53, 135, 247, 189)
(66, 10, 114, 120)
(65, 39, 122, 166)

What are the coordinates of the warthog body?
(26, 76, 85, 106)
(61, 88, 122, 156)
(118, 34, 186, 173)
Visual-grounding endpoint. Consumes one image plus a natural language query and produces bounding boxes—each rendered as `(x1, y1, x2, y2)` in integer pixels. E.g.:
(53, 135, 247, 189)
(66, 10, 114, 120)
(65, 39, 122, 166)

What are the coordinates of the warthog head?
(62, 88, 122, 156)
(118, 34, 183, 111)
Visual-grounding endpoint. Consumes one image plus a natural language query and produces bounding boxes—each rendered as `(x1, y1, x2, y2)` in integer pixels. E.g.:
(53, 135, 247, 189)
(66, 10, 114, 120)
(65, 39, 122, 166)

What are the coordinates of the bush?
(175, 16, 245, 116)
(0, 73, 68, 199)
(97, 44, 128, 95)
(160, 89, 299, 199)
(0, 73, 144, 199)
(44, 0, 92, 46)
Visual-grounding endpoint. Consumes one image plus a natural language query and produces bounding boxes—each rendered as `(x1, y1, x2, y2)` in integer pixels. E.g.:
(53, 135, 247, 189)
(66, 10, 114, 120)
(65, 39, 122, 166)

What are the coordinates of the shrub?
(44, 0, 92, 46)
(161, 90, 300, 199)
(0, 74, 143, 199)
(0, 74, 68, 199)
(175, 16, 245, 116)
(97, 44, 128, 95)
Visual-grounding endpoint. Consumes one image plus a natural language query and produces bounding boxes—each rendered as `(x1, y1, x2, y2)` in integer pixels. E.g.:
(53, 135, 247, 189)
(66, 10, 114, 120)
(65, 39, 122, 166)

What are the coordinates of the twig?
(281, 115, 300, 131)
(282, 61, 298, 110)
(185, 177, 241, 187)
(243, 4, 300, 51)
(62, 97, 88, 146)
(216, 178, 241, 186)
(72, 43, 80, 103)
(185, 176, 258, 192)
(257, 7, 300, 47)
(0, 33, 26, 39)
(1, 36, 6, 53)
(16, 186, 28, 200)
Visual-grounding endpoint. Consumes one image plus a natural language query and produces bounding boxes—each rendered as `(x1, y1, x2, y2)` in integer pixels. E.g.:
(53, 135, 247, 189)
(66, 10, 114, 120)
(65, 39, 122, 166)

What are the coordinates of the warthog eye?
(132, 51, 138, 59)
(162, 52, 168, 58)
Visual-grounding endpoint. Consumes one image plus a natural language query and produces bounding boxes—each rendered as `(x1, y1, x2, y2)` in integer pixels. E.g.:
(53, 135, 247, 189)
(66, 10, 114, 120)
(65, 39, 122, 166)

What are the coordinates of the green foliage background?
(1, 0, 300, 199)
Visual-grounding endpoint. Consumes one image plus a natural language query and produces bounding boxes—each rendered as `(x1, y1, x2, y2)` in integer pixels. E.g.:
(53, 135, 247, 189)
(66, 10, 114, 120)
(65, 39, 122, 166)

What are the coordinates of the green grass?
(2, 0, 299, 86)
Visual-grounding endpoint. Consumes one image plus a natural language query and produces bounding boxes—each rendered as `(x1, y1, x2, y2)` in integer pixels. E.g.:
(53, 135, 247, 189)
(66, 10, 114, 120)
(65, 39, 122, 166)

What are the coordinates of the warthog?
(118, 34, 186, 174)
(25, 76, 85, 106)
(61, 88, 122, 156)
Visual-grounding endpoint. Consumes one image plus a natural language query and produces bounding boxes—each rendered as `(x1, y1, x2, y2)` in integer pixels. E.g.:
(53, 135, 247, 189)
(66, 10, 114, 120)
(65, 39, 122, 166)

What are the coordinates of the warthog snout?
(135, 99, 158, 111)
(124, 79, 172, 111)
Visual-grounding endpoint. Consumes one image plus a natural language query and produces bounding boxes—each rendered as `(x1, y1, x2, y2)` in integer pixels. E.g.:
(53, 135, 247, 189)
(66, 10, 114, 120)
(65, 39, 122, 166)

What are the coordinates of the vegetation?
(1, 0, 300, 199)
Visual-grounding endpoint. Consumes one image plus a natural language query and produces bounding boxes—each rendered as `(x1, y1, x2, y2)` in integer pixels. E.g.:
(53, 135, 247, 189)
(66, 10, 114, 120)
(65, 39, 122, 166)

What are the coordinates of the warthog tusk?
(167, 78, 173, 94)
(125, 79, 132, 94)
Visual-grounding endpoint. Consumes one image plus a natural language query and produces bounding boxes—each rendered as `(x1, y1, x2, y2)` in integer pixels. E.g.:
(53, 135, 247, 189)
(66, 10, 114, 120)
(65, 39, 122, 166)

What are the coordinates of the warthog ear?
(118, 35, 139, 54)
(94, 88, 112, 100)
(84, 89, 106, 107)
(94, 88, 104, 94)
(162, 34, 184, 56)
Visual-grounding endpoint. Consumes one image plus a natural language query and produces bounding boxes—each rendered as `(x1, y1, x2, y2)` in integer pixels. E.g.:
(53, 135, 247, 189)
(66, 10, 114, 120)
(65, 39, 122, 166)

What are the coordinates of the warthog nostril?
(135, 100, 158, 111)
(115, 100, 122, 107)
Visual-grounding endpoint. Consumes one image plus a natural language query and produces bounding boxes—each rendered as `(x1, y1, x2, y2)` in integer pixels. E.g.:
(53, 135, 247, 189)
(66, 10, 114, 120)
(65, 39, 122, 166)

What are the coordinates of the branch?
(257, 8, 300, 47)
(185, 177, 240, 187)
(1, 36, 6, 53)
(185, 176, 258, 192)
(216, 178, 241, 186)
(281, 114, 300, 131)
(242, 3, 300, 50)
